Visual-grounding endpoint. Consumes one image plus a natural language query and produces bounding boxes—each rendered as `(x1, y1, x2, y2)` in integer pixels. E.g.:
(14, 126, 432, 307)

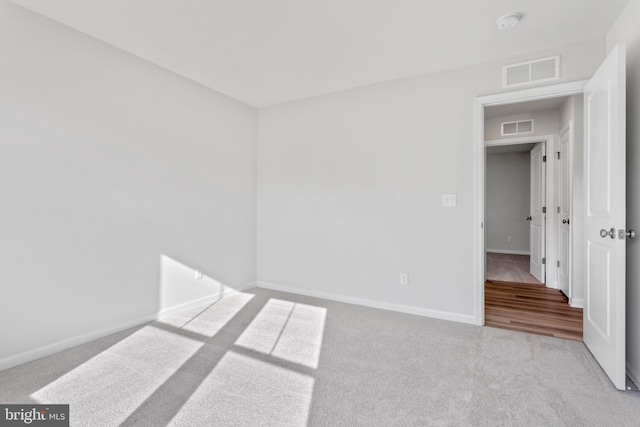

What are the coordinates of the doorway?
(482, 96, 580, 294)
(481, 97, 582, 340)
(474, 82, 588, 321)
(484, 141, 541, 285)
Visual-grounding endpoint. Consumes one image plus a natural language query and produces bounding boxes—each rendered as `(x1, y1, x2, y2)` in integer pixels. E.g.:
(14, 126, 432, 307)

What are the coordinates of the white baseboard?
(0, 313, 156, 373)
(486, 249, 531, 255)
(257, 281, 477, 325)
(157, 282, 257, 319)
(627, 364, 640, 391)
(569, 298, 584, 309)
(0, 282, 257, 373)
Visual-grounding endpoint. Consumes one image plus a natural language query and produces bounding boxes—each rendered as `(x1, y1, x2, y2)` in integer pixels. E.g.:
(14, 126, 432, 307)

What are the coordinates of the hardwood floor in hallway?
(485, 280, 583, 342)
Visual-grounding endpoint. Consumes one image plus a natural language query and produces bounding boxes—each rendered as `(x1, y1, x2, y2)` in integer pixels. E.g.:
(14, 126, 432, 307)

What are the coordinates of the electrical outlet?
(400, 273, 408, 285)
(507, 235, 512, 242)
(195, 267, 203, 280)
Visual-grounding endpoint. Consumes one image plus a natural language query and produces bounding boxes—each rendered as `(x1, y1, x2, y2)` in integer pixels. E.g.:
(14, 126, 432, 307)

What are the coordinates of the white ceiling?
(484, 96, 569, 119)
(10, 0, 629, 107)
(487, 143, 537, 155)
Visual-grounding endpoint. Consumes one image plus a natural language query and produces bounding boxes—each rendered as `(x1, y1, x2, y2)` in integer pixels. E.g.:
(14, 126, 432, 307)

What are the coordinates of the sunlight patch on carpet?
(31, 326, 203, 426)
(234, 298, 326, 369)
(160, 292, 254, 337)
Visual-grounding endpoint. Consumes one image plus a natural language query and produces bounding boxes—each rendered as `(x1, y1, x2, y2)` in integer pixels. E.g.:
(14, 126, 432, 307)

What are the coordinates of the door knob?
(600, 228, 616, 239)
(562, 219, 570, 224)
(618, 229, 636, 240)
(526, 216, 532, 221)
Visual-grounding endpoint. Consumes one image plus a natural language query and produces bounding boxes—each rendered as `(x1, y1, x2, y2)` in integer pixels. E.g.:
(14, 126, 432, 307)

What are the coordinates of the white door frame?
(557, 121, 573, 299)
(473, 80, 588, 325)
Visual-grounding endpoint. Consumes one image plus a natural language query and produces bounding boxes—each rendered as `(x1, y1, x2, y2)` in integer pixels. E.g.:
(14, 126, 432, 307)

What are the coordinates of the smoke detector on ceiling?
(496, 14, 521, 30)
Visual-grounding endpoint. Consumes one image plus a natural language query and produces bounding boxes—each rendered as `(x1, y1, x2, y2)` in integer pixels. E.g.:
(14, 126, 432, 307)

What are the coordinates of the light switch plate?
(442, 194, 457, 207)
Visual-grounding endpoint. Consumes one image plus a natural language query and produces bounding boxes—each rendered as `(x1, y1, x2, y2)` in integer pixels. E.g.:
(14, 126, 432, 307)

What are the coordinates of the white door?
(584, 45, 626, 390)
(530, 142, 546, 283)
(557, 124, 571, 297)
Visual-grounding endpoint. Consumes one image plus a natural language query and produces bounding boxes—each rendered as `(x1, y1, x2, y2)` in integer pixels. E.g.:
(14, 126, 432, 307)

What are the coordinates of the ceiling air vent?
(502, 120, 534, 136)
(503, 55, 560, 88)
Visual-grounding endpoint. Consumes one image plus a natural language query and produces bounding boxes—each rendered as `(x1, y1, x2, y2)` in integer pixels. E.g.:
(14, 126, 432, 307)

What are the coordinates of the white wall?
(485, 110, 560, 141)
(0, 1, 257, 369)
(485, 152, 530, 253)
(607, 0, 640, 386)
(257, 38, 606, 323)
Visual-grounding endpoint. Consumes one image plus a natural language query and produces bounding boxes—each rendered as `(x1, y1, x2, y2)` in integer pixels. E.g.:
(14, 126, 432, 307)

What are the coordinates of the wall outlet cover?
(400, 273, 409, 285)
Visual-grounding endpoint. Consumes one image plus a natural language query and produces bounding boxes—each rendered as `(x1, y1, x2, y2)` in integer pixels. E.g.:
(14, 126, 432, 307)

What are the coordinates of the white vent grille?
(503, 55, 560, 88)
(502, 120, 534, 136)
(517, 120, 533, 133)
(506, 64, 530, 86)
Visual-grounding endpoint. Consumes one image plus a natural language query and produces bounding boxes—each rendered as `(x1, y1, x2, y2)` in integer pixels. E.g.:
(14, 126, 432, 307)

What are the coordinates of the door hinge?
(543, 155, 547, 162)
(557, 151, 561, 160)
(557, 206, 561, 213)
(557, 260, 560, 267)
(542, 258, 546, 265)
(542, 206, 547, 214)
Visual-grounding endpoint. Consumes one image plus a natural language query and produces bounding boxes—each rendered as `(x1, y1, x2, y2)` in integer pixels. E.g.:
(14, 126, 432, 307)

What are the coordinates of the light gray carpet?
(486, 252, 542, 285)
(0, 287, 639, 426)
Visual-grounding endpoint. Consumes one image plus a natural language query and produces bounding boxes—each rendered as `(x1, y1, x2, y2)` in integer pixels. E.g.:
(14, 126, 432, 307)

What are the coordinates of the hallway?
(486, 252, 542, 285)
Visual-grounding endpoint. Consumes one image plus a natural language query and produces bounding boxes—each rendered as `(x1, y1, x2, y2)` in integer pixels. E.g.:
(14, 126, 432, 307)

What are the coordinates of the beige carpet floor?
(486, 252, 542, 284)
(1, 287, 639, 426)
